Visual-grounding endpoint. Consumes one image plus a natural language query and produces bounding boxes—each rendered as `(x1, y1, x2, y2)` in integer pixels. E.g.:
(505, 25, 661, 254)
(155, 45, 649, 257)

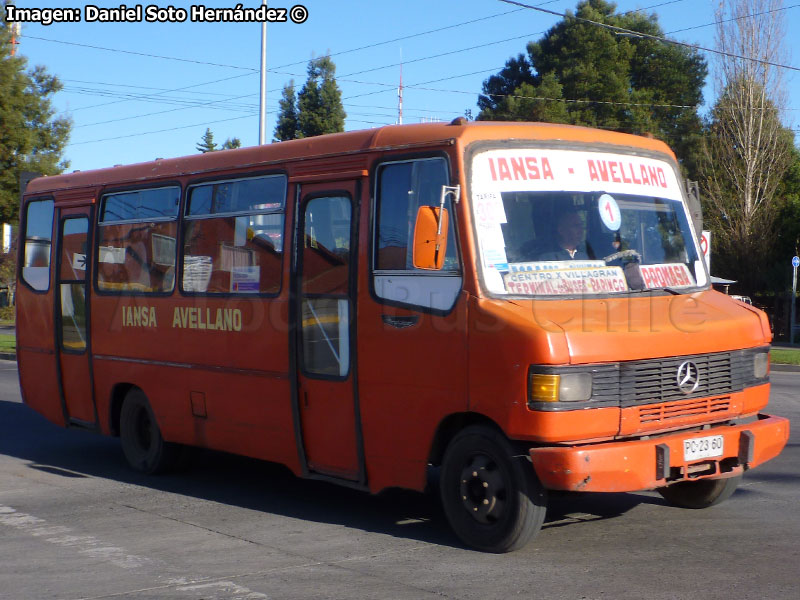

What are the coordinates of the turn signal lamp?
(529, 372, 593, 406)
(529, 374, 560, 402)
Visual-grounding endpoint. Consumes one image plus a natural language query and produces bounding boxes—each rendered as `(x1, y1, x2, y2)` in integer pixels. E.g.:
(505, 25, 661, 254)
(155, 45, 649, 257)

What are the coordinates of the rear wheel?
(119, 389, 179, 474)
(440, 426, 547, 553)
(657, 475, 742, 509)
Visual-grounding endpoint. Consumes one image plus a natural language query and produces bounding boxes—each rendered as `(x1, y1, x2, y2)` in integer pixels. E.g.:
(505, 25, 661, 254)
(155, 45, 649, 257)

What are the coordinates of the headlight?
(753, 352, 769, 379)
(529, 372, 592, 404)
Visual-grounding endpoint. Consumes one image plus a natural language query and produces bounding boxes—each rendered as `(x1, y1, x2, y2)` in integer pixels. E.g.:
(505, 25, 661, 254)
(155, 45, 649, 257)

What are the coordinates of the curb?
(771, 363, 800, 373)
(0, 352, 16, 361)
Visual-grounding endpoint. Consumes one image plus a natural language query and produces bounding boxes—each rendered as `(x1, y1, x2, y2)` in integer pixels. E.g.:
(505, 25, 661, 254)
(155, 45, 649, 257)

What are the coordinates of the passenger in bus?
(532, 209, 589, 261)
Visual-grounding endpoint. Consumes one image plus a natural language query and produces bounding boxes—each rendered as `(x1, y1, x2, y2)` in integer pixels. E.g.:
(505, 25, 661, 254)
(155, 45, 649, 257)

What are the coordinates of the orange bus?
(16, 121, 789, 552)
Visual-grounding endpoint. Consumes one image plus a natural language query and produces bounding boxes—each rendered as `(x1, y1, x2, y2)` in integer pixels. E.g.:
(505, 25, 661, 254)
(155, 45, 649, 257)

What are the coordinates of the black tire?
(119, 389, 179, 474)
(657, 475, 742, 509)
(439, 426, 547, 553)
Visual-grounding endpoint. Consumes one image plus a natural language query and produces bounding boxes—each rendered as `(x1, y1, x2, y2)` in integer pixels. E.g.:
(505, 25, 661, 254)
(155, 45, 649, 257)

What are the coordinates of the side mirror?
(412, 206, 449, 270)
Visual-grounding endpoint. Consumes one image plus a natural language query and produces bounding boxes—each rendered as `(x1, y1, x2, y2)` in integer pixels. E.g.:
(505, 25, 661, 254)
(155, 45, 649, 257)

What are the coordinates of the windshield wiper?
(636, 286, 684, 295)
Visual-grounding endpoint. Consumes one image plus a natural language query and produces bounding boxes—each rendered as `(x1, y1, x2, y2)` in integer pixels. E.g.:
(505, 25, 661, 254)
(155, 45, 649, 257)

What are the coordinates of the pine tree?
(274, 81, 299, 141)
(297, 57, 346, 138)
(196, 128, 217, 153)
(273, 60, 347, 142)
(0, 9, 71, 222)
(221, 137, 241, 150)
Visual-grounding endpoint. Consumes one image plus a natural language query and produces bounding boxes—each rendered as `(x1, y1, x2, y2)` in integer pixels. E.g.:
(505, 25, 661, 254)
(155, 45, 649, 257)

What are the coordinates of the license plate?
(683, 435, 724, 461)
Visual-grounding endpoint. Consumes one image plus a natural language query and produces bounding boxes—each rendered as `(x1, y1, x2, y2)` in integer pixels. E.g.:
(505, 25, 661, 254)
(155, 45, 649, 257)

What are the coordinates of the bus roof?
(24, 121, 677, 197)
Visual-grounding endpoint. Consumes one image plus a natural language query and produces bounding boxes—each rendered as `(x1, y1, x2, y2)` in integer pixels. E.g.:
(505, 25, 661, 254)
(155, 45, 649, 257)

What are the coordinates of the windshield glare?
(471, 148, 707, 296)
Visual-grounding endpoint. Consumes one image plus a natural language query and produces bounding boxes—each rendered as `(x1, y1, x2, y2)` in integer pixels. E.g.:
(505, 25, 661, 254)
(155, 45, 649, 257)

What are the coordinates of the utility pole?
(397, 50, 403, 125)
(7, 1, 21, 57)
(258, 0, 267, 145)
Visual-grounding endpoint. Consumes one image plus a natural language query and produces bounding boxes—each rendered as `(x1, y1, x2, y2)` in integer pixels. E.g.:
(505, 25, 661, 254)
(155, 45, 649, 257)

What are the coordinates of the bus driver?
(535, 209, 589, 261)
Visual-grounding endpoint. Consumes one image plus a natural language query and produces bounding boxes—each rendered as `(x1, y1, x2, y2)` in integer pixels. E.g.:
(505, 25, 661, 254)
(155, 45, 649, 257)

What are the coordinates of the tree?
(0, 8, 71, 223)
(196, 129, 240, 152)
(274, 81, 299, 141)
(766, 146, 800, 290)
(477, 0, 707, 177)
(0, 231, 16, 311)
(221, 137, 241, 150)
(298, 56, 346, 138)
(274, 57, 346, 141)
(196, 128, 217, 153)
(699, 0, 794, 292)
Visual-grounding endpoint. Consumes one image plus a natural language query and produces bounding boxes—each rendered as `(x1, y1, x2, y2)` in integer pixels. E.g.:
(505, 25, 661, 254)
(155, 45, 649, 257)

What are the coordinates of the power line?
(68, 73, 254, 112)
(666, 3, 800, 35)
(266, 3, 555, 71)
(50, 0, 686, 117)
(41, 0, 682, 113)
(327, 1, 693, 83)
(23, 34, 258, 71)
(63, 60, 800, 137)
(497, 0, 800, 73)
(72, 93, 258, 128)
(58, 0, 800, 145)
(68, 115, 256, 146)
(28, 4, 551, 75)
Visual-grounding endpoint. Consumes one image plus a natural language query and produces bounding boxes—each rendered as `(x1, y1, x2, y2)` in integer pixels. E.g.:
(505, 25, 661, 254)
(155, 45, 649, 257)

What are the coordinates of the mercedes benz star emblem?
(677, 361, 700, 394)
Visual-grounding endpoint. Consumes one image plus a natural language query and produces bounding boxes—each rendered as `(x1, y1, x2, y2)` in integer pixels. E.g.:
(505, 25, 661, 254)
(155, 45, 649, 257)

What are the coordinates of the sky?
(7, 0, 800, 173)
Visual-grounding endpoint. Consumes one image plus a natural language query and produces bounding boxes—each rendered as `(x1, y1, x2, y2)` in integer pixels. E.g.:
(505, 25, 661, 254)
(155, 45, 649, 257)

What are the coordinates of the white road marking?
(0, 504, 150, 569)
(169, 579, 269, 599)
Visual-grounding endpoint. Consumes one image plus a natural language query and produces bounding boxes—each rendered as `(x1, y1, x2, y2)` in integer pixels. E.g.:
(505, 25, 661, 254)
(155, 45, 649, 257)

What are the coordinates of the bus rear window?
(22, 198, 55, 292)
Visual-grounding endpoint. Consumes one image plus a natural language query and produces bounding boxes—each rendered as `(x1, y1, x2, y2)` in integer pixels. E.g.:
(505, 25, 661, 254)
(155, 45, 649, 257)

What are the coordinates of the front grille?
(619, 352, 738, 407)
(530, 348, 766, 413)
(637, 396, 732, 424)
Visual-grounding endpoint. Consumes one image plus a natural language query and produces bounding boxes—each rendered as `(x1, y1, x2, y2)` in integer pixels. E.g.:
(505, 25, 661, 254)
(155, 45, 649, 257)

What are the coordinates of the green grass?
(0, 333, 15, 353)
(772, 347, 800, 365)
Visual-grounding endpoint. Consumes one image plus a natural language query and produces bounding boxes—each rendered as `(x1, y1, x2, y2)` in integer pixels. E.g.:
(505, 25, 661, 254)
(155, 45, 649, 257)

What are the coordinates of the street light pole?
(791, 256, 799, 346)
(258, 0, 267, 145)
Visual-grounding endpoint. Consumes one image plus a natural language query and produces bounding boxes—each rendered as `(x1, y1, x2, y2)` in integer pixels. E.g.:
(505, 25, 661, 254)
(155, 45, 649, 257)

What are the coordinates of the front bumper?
(529, 413, 789, 492)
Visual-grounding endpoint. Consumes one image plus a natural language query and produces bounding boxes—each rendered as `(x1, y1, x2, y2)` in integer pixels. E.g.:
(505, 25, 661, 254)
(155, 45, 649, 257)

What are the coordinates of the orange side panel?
(529, 414, 789, 492)
(92, 358, 300, 473)
(17, 349, 63, 426)
(16, 283, 62, 427)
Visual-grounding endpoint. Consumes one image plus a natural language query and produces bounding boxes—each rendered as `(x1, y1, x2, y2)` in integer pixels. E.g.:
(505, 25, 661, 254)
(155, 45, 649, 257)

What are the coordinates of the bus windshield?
(470, 147, 708, 296)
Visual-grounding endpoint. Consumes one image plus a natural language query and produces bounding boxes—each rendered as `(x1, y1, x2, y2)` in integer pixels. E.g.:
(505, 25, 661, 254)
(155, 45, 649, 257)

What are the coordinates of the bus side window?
(97, 187, 180, 294)
(22, 198, 55, 292)
(372, 157, 462, 311)
(182, 175, 286, 295)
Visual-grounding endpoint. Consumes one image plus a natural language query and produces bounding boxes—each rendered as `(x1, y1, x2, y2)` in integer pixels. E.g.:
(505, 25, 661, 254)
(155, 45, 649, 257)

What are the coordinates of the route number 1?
(599, 194, 621, 231)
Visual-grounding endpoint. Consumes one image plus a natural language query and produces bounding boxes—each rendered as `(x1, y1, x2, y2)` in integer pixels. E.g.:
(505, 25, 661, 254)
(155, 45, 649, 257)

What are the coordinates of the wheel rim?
(458, 453, 508, 524)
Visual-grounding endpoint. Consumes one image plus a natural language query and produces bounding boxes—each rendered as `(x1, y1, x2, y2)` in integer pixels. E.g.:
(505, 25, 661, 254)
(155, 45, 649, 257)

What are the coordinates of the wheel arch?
(427, 412, 506, 467)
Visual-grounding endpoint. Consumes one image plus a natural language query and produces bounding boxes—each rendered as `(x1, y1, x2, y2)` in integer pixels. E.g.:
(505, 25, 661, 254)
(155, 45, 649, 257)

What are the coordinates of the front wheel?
(657, 475, 742, 509)
(440, 426, 547, 553)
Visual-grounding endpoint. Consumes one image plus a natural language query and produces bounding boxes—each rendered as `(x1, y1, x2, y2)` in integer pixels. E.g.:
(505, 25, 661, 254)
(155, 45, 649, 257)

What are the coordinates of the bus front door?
(55, 206, 96, 426)
(293, 182, 362, 482)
